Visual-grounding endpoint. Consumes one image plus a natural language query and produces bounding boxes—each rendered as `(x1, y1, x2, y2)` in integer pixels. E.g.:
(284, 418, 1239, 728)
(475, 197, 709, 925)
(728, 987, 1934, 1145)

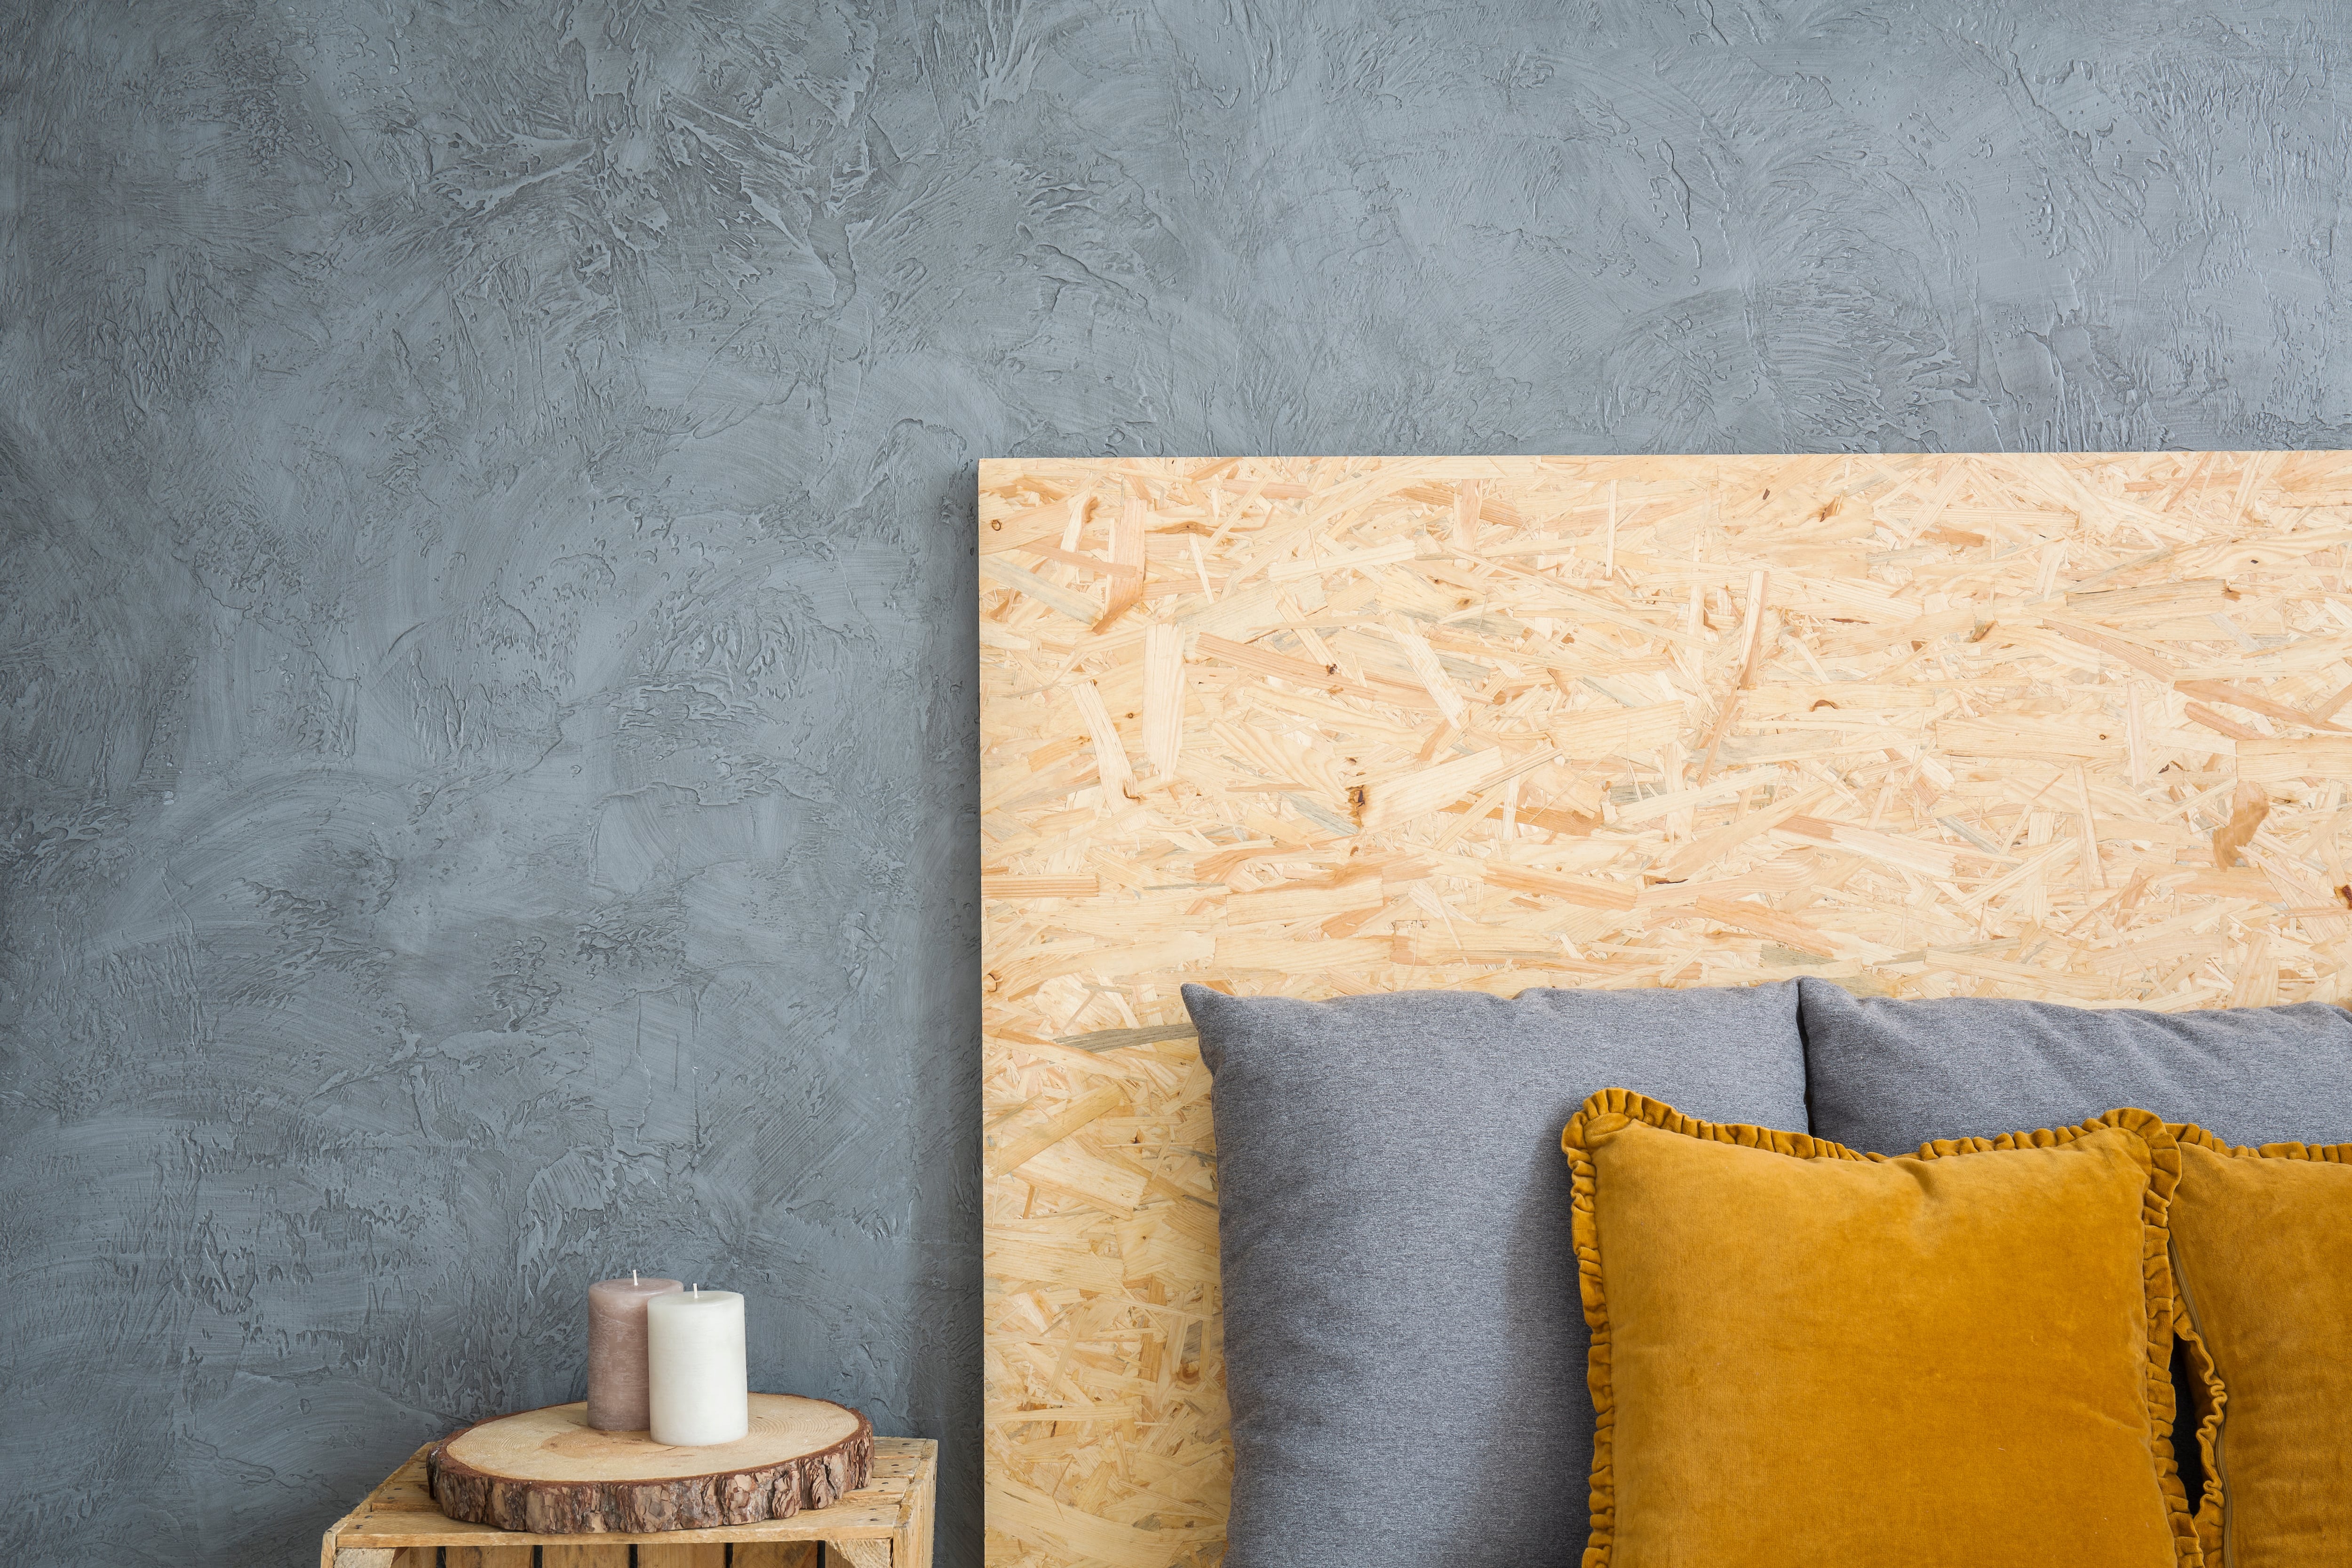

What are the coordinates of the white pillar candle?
(645, 1285, 748, 1446)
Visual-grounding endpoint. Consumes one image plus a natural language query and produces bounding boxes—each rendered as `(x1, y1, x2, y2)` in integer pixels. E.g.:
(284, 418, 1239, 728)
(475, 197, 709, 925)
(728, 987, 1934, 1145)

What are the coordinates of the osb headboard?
(978, 452, 2352, 1568)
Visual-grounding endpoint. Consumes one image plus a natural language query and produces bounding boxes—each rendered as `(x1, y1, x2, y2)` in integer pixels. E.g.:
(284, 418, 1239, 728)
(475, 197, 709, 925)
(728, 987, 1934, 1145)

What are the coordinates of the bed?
(976, 451, 2352, 1568)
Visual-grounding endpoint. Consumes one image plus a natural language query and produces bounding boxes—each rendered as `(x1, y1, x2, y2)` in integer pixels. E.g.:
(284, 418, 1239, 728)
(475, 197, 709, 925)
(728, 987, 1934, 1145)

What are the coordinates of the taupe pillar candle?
(587, 1273, 683, 1431)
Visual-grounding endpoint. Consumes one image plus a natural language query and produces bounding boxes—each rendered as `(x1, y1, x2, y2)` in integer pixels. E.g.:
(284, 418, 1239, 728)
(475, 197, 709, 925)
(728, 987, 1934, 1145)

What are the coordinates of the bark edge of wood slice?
(427, 1393, 874, 1534)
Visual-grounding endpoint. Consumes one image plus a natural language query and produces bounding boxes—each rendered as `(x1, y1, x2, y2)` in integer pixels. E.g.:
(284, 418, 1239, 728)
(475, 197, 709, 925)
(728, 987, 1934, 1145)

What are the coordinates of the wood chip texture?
(977, 452, 2352, 1568)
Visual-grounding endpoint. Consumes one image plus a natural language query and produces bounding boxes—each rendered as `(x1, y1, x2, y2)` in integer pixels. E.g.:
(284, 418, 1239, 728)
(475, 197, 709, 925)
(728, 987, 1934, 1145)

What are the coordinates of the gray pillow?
(1798, 976, 2352, 1153)
(1183, 980, 1809, 1568)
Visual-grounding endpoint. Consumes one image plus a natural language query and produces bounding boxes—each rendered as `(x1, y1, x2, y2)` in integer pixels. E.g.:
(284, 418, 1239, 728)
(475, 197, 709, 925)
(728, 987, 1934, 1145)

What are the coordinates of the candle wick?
(633, 1269, 639, 1286)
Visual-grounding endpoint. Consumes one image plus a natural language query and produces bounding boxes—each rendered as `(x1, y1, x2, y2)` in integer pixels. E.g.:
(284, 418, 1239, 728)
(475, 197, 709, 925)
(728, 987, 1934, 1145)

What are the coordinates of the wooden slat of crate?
(730, 1544, 823, 1568)
(635, 1543, 733, 1568)
(540, 1547, 632, 1568)
(446, 1548, 536, 1568)
(977, 451, 2352, 1568)
(324, 1436, 933, 1566)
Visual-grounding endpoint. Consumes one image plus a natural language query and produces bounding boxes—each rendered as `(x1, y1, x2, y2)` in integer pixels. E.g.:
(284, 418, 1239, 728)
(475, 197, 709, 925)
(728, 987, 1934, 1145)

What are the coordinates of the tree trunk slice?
(429, 1394, 873, 1534)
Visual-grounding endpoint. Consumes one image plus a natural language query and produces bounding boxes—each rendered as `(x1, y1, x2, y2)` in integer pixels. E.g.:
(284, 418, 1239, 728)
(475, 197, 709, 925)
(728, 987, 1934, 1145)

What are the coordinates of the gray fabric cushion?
(1183, 980, 1809, 1568)
(1798, 976, 2352, 1153)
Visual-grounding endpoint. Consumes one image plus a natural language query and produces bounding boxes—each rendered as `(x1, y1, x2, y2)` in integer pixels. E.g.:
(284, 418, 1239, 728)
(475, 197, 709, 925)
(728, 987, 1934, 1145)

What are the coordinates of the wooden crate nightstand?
(321, 1435, 935, 1568)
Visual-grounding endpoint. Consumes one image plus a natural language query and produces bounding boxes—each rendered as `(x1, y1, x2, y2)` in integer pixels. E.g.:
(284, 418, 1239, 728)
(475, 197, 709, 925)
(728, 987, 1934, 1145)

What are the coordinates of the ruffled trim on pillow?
(2167, 1120, 2352, 1557)
(2170, 1298, 2227, 1563)
(1561, 1090, 2200, 1568)
(2171, 1118, 2352, 1164)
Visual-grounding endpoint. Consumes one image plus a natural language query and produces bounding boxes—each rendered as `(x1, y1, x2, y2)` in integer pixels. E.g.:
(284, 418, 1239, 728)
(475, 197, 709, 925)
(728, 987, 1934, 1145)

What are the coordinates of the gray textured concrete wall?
(2, 1, 2348, 1563)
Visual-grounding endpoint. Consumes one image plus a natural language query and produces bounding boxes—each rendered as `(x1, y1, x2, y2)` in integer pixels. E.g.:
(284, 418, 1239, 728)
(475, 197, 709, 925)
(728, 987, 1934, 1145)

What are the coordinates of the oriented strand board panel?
(978, 452, 2352, 1568)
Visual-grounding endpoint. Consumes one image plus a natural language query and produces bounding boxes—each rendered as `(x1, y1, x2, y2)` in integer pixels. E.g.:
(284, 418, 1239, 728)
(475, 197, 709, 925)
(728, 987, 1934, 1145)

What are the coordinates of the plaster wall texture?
(2, 1, 2349, 1563)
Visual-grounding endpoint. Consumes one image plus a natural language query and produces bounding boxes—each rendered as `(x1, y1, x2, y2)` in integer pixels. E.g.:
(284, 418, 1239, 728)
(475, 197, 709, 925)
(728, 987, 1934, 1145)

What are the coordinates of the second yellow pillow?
(2169, 1126, 2352, 1568)
(1563, 1090, 2199, 1568)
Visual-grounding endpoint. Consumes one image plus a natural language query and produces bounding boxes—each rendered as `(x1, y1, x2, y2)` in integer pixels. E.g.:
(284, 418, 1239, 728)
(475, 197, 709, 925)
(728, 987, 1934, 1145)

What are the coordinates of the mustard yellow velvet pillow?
(2169, 1125, 2352, 1568)
(1562, 1090, 2199, 1568)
